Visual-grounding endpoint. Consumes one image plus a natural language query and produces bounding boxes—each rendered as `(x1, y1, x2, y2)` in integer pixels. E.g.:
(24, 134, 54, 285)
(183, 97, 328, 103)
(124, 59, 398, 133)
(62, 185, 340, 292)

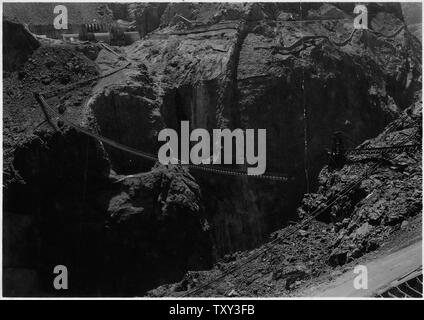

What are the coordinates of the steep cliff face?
(111, 2, 421, 255)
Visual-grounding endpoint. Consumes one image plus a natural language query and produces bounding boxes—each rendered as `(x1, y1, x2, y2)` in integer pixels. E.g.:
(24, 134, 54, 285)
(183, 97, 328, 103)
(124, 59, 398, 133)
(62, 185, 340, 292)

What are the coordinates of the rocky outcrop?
(88, 52, 164, 173)
(3, 39, 99, 178)
(304, 103, 422, 266)
(105, 165, 212, 295)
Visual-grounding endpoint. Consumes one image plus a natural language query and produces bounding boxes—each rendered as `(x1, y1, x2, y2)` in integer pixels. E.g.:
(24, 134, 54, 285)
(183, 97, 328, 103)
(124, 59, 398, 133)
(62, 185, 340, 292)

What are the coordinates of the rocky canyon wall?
(3, 2, 422, 296)
(108, 2, 420, 255)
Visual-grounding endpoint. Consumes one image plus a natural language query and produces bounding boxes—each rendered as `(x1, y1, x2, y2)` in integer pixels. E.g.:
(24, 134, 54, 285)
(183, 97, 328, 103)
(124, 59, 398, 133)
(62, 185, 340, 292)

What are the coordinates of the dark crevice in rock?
(216, 20, 251, 129)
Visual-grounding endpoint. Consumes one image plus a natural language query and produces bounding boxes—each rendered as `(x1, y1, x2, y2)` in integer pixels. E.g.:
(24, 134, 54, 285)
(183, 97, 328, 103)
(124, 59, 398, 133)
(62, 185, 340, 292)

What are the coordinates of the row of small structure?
(30, 23, 141, 45)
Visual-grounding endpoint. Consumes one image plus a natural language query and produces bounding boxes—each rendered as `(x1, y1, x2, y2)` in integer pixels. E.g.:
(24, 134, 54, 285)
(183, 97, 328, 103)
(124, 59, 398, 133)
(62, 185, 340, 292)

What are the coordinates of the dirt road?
(306, 241, 422, 297)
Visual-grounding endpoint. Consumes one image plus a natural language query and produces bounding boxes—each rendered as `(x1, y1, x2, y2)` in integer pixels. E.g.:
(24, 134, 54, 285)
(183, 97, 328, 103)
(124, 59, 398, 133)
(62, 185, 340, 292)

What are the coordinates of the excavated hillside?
(3, 3, 422, 296)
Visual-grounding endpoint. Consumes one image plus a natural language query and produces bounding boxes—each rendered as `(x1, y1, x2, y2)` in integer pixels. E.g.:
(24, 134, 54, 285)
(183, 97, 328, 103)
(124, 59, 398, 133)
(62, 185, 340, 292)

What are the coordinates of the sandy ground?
(297, 214, 422, 297)
(305, 240, 421, 297)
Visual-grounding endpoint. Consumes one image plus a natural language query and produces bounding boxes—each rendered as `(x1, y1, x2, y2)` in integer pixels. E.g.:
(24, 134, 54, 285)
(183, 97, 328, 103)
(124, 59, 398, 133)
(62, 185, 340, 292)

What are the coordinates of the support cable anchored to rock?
(300, 2, 310, 196)
(345, 144, 420, 156)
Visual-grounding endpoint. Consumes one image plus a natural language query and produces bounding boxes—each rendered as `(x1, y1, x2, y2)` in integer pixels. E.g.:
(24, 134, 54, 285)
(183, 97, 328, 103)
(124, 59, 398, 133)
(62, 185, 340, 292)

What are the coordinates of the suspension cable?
(300, 2, 310, 195)
(34, 93, 292, 182)
(40, 61, 131, 99)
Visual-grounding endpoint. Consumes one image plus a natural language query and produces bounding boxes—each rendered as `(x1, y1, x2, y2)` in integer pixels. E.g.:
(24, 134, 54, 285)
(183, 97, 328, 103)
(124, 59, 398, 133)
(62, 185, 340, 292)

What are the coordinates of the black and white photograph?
(1, 1, 423, 302)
